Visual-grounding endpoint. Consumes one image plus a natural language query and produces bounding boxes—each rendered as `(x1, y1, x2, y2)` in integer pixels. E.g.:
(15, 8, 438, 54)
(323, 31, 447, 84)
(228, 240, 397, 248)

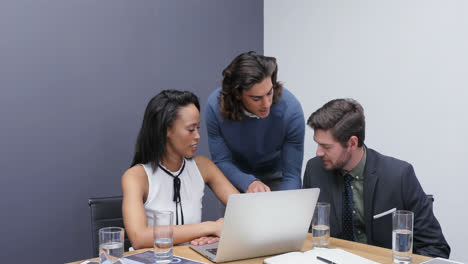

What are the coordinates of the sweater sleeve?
(205, 97, 257, 192)
(279, 100, 305, 190)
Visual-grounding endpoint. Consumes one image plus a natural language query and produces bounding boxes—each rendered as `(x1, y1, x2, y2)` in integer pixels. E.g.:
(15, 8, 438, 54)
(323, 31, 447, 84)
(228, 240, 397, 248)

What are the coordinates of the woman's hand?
(213, 218, 224, 237)
(190, 236, 219, 246)
(190, 217, 224, 245)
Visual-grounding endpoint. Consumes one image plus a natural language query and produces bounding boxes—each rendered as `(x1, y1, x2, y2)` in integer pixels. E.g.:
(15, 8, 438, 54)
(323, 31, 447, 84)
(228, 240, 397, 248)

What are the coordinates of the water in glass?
(312, 224, 330, 247)
(392, 229, 413, 264)
(154, 237, 173, 264)
(99, 241, 124, 264)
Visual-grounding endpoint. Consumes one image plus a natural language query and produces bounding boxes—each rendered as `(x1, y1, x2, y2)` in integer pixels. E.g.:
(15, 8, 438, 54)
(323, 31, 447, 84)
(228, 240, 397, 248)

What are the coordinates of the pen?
(317, 256, 337, 264)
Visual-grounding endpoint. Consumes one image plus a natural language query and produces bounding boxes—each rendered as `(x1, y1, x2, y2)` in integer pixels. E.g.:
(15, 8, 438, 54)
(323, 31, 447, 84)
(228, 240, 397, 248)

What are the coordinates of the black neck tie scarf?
(158, 159, 186, 225)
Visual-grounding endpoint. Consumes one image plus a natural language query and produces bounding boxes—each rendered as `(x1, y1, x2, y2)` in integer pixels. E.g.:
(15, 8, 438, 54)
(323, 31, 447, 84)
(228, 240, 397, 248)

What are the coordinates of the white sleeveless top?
(142, 158, 205, 227)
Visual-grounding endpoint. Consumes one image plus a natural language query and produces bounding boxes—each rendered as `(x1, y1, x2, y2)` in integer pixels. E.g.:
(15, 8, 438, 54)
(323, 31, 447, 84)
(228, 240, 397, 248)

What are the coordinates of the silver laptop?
(190, 188, 320, 263)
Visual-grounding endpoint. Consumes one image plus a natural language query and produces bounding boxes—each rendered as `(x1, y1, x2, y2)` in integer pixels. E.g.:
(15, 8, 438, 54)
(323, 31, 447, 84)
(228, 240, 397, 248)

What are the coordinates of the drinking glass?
(99, 227, 124, 264)
(392, 210, 414, 264)
(312, 202, 331, 248)
(153, 211, 174, 264)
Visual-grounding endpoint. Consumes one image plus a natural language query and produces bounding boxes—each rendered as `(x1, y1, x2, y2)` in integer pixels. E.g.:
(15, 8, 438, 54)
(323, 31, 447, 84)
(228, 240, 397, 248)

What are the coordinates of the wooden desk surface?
(67, 234, 432, 264)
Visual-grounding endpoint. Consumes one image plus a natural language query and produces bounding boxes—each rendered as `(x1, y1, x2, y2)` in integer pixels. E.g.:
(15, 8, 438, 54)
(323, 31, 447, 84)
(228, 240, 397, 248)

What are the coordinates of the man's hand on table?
(246, 180, 271, 193)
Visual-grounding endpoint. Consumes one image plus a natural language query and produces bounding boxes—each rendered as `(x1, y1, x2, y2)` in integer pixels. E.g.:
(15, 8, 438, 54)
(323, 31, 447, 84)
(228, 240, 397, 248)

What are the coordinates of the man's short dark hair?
(307, 98, 365, 147)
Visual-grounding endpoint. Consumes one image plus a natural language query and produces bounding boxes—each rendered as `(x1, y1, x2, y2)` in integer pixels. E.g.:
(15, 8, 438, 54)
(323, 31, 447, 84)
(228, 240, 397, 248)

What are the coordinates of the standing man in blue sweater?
(205, 51, 305, 193)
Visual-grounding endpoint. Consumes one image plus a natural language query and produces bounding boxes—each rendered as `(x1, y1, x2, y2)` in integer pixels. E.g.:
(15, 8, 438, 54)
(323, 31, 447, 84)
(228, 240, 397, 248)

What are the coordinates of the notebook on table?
(264, 247, 380, 264)
(420, 258, 466, 264)
(190, 188, 320, 263)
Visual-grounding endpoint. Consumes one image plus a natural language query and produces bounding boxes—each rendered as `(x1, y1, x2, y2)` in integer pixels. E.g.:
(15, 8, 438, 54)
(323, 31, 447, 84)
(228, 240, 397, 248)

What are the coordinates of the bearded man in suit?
(303, 98, 450, 258)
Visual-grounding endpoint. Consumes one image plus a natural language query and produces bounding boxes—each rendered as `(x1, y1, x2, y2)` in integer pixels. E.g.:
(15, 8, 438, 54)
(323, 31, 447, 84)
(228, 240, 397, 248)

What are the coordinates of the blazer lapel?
(364, 148, 379, 243)
(328, 170, 343, 236)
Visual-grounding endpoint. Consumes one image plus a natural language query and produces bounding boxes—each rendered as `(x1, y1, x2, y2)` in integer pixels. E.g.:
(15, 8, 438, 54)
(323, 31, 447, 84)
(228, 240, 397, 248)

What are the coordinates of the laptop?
(190, 188, 320, 263)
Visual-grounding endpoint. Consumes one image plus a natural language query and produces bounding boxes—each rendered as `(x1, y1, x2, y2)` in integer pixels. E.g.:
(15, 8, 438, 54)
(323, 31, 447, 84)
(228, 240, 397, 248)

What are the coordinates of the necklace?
(158, 159, 186, 225)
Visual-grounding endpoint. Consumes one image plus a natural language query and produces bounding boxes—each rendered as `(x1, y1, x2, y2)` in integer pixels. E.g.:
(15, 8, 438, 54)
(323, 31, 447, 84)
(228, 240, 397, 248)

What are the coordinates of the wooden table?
(67, 234, 432, 264)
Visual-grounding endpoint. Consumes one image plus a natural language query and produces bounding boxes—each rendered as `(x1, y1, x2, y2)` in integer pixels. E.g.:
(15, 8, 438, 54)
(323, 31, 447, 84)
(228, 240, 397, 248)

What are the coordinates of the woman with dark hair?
(206, 51, 305, 193)
(122, 90, 238, 249)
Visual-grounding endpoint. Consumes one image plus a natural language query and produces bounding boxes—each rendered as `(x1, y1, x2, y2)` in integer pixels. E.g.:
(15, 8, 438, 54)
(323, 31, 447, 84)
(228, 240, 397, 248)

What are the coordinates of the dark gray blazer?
(303, 147, 450, 258)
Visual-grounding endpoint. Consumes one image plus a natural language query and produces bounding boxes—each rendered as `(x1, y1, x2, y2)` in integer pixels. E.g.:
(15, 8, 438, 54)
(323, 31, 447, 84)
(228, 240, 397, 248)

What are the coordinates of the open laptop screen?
(190, 188, 320, 262)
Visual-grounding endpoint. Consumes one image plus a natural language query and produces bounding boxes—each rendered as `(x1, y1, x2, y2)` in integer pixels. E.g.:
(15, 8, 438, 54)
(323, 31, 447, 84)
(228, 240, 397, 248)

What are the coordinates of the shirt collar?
(243, 108, 260, 119)
(341, 146, 367, 180)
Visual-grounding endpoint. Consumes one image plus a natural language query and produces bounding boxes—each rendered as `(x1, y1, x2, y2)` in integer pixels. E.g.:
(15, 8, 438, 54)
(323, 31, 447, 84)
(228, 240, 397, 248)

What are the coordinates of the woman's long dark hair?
(131, 90, 200, 171)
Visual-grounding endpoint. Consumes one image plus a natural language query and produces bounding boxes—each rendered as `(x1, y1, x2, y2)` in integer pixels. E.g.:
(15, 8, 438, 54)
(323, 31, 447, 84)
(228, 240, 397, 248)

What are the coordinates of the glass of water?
(99, 227, 124, 264)
(392, 210, 414, 264)
(312, 202, 331, 248)
(153, 211, 174, 264)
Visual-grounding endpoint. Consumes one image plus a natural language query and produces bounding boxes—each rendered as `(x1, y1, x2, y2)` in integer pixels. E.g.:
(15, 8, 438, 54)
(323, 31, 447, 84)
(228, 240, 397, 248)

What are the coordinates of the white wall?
(265, 0, 468, 262)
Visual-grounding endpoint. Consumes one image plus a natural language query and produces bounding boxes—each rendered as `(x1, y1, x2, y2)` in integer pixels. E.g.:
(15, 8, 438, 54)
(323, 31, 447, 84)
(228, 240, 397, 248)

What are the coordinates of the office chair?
(427, 194, 434, 203)
(426, 194, 435, 214)
(88, 196, 132, 257)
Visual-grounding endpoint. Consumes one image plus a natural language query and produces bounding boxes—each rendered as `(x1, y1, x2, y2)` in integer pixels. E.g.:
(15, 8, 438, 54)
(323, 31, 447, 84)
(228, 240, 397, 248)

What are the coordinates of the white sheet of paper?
(264, 247, 381, 264)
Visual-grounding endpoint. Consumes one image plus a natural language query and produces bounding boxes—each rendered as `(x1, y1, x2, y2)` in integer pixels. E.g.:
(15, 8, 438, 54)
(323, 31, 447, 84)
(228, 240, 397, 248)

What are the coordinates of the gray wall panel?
(0, 1, 263, 263)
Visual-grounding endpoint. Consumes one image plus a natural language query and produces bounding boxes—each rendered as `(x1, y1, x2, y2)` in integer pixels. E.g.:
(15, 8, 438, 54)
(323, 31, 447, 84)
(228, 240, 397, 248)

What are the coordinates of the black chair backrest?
(426, 194, 435, 213)
(88, 196, 132, 257)
(427, 194, 434, 203)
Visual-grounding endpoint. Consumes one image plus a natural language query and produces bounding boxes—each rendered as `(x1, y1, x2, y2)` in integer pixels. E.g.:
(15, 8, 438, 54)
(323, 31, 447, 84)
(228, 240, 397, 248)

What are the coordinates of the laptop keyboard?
(206, 248, 218, 256)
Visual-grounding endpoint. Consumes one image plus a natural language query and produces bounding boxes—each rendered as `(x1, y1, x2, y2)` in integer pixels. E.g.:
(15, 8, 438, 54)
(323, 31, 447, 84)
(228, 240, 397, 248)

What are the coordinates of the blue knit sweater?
(205, 88, 305, 192)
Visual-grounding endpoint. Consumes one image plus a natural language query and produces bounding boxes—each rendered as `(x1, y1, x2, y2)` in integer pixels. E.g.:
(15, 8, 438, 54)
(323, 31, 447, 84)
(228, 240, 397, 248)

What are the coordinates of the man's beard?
(323, 149, 352, 171)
